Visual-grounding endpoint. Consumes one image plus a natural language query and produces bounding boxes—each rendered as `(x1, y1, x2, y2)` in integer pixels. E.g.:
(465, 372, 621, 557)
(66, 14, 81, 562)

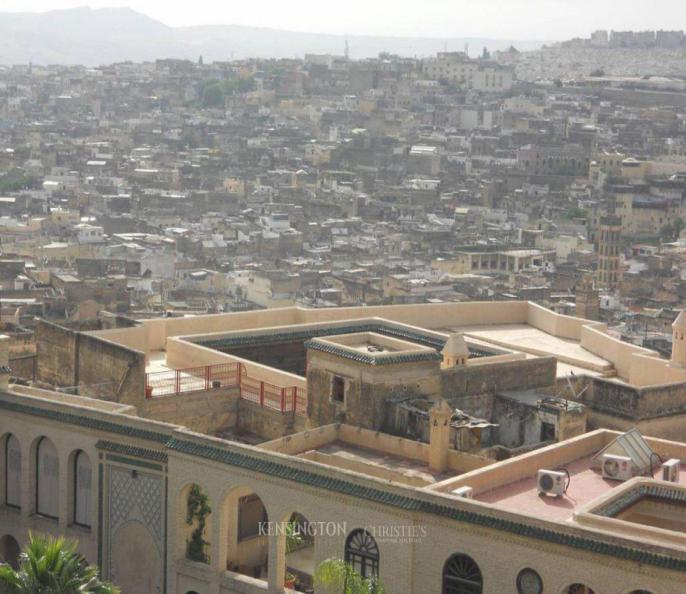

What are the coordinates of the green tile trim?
(105, 454, 164, 472)
(0, 399, 171, 444)
(197, 320, 493, 359)
(96, 440, 168, 463)
(304, 340, 444, 365)
(5, 395, 686, 572)
(595, 483, 686, 518)
(166, 436, 686, 572)
(97, 463, 103, 569)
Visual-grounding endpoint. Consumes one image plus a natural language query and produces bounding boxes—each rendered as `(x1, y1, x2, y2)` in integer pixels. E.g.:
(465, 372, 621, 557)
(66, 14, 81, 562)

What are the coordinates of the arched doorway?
(442, 553, 482, 594)
(110, 522, 162, 594)
(0, 535, 20, 569)
(284, 512, 314, 593)
(222, 487, 269, 581)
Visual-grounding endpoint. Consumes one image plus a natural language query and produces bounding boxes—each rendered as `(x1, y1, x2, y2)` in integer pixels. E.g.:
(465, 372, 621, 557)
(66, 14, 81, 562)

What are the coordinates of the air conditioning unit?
(452, 486, 473, 499)
(662, 458, 681, 483)
(601, 454, 633, 481)
(537, 469, 566, 496)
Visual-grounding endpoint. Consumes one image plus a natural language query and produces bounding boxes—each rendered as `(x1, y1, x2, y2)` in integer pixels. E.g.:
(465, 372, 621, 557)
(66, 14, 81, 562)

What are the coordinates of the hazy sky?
(1, 1, 685, 40)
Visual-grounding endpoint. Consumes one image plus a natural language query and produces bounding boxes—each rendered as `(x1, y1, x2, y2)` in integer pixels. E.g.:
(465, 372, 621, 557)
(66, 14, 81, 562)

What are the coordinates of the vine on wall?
(186, 483, 211, 563)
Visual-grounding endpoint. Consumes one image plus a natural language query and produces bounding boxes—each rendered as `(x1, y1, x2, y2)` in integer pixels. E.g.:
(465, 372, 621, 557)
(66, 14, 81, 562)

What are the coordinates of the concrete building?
(3, 303, 686, 593)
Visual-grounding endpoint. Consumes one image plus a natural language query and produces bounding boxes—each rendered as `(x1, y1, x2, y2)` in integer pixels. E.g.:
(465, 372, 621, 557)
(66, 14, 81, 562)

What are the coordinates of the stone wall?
(9, 354, 36, 381)
(35, 320, 78, 387)
(236, 399, 306, 439)
(584, 378, 686, 420)
(140, 387, 240, 435)
(75, 333, 145, 405)
(35, 320, 145, 405)
(441, 357, 557, 398)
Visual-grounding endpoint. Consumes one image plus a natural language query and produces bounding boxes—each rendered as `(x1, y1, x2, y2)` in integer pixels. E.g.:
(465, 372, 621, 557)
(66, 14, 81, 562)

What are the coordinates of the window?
(5, 435, 21, 509)
(442, 553, 482, 594)
(36, 438, 59, 519)
(344, 529, 379, 579)
(73, 451, 92, 528)
(331, 376, 345, 403)
(564, 586, 596, 594)
(516, 568, 543, 594)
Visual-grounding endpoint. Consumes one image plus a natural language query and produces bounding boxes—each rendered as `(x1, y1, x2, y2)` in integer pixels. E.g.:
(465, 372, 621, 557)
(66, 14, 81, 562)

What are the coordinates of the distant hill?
(0, 7, 546, 66)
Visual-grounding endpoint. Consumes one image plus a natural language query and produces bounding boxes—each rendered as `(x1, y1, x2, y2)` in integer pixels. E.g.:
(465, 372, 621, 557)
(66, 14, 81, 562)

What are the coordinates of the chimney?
(0, 335, 10, 391)
(428, 399, 453, 473)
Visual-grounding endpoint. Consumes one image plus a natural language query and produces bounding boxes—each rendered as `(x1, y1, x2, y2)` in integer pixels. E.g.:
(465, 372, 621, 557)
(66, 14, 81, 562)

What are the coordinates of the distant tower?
(441, 333, 469, 368)
(597, 215, 622, 290)
(198, 55, 203, 66)
(344, 39, 349, 60)
(428, 400, 453, 472)
(671, 310, 686, 367)
(575, 274, 600, 321)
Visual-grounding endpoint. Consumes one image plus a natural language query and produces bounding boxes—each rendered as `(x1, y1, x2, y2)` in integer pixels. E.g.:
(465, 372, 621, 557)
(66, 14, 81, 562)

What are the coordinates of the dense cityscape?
(1, 8, 686, 594)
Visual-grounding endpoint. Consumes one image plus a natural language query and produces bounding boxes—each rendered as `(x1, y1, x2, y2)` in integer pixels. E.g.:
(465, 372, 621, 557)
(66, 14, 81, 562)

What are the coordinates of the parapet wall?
(441, 356, 557, 397)
(86, 301, 686, 389)
(35, 320, 146, 405)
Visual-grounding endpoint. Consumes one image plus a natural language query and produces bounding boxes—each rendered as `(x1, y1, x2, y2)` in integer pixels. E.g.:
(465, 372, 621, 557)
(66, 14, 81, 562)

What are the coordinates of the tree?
(0, 533, 119, 593)
(314, 558, 385, 594)
(660, 217, 685, 241)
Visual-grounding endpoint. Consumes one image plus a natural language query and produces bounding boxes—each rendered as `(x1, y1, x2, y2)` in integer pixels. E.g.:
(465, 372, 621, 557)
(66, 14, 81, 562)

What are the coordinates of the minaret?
(575, 274, 600, 321)
(441, 333, 469, 368)
(429, 400, 453, 473)
(671, 310, 686, 367)
(597, 215, 622, 289)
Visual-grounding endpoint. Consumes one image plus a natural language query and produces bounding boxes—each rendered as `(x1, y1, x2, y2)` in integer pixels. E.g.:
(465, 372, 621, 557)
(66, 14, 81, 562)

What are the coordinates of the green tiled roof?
(95, 440, 168, 463)
(4, 395, 686, 572)
(304, 340, 443, 365)
(166, 437, 686, 572)
(0, 399, 171, 444)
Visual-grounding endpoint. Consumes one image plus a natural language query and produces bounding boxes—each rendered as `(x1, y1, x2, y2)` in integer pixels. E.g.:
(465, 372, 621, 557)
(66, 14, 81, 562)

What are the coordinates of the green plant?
(285, 521, 304, 554)
(314, 558, 386, 594)
(0, 532, 119, 593)
(185, 484, 211, 563)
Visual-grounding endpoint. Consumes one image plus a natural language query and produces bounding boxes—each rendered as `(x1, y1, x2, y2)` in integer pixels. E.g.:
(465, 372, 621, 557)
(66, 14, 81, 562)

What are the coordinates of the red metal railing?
(145, 362, 307, 416)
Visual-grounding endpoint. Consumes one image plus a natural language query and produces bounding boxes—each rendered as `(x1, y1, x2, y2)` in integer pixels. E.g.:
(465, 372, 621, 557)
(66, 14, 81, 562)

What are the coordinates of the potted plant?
(285, 572, 297, 589)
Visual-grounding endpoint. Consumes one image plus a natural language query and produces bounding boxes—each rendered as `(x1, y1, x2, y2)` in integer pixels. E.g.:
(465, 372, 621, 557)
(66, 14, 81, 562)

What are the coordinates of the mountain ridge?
(0, 6, 546, 66)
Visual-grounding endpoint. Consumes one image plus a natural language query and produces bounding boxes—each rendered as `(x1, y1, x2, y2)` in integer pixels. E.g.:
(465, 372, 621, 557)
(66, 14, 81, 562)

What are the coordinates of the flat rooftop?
(475, 455, 686, 522)
(442, 323, 614, 375)
(258, 423, 491, 487)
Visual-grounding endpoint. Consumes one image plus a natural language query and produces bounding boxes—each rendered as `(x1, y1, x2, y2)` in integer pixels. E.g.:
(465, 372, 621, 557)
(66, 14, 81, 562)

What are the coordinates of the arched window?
(36, 437, 59, 519)
(5, 435, 21, 508)
(73, 451, 91, 527)
(344, 529, 379, 579)
(0, 535, 20, 569)
(565, 586, 595, 594)
(442, 553, 482, 594)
